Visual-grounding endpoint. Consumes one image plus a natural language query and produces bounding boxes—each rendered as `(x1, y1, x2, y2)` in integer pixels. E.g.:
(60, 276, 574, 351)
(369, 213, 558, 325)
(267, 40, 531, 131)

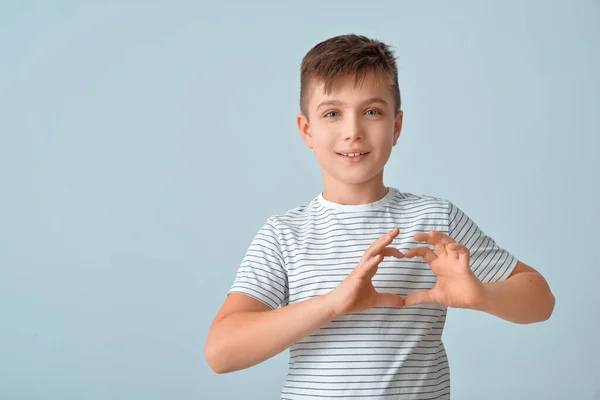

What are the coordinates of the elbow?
(536, 282, 556, 323)
(526, 289, 556, 325)
(205, 337, 233, 374)
(542, 291, 556, 322)
(529, 275, 556, 324)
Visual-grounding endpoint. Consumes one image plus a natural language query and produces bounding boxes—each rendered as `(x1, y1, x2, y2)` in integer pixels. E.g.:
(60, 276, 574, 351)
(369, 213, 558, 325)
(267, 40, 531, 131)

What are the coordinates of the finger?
(381, 247, 404, 259)
(403, 247, 437, 264)
(457, 244, 470, 260)
(414, 231, 447, 257)
(432, 231, 455, 245)
(414, 231, 451, 244)
(429, 232, 450, 256)
(370, 228, 400, 250)
(363, 228, 400, 259)
(446, 243, 462, 259)
(413, 232, 430, 243)
(458, 244, 471, 263)
(435, 241, 447, 257)
(447, 242, 469, 259)
(415, 230, 455, 246)
(375, 292, 405, 308)
(355, 254, 383, 279)
(404, 289, 436, 307)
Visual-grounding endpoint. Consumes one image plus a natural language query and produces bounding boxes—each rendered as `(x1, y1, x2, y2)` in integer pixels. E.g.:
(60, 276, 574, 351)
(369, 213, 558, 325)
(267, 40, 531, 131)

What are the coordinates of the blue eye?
(325, 111, 340, 118)
(366, 109, 382, 116)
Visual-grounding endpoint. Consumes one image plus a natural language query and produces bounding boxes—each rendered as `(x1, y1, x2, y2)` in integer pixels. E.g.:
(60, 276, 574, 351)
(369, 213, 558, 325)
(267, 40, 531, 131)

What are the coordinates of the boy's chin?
(328, 171, 384, 186)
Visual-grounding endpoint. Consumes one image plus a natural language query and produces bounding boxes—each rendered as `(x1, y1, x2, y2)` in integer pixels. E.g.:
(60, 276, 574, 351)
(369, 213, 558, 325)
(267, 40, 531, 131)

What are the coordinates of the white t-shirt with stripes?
(229, 187, 518, 399)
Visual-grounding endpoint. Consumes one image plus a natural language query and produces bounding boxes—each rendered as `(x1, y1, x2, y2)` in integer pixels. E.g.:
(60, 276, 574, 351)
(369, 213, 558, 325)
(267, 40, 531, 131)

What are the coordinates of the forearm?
(206, 294, 336, 374)
(479, 272, 555, 324)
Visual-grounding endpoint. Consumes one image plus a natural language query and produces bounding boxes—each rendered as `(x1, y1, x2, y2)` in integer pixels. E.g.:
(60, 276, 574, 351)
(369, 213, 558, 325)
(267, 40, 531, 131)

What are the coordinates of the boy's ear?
(393, 110, 403, 146)
(297, 113, 314, 149)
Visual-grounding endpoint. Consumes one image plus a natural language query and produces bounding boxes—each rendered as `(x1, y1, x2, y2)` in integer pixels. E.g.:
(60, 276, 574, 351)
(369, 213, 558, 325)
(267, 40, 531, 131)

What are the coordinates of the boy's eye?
(324, 111, 340, 118)
(365, 109, 382, 116)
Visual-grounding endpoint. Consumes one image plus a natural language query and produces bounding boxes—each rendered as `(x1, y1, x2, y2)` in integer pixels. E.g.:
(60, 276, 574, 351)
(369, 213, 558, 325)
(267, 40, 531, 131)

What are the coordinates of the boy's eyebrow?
(316, 97, 389, 110)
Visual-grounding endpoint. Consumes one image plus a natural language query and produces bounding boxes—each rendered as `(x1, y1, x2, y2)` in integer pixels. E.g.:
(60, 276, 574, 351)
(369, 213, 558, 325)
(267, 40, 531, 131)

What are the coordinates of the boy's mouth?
(336, 151, 370, 162)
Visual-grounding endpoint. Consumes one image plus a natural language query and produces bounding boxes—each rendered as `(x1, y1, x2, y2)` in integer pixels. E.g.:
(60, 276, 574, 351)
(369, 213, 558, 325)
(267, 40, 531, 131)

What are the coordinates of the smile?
(336, 152, 370, 162)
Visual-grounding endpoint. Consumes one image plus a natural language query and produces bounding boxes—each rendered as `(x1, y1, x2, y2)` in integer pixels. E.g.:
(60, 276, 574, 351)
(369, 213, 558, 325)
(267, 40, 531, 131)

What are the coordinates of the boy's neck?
(321, 177, 389, 206)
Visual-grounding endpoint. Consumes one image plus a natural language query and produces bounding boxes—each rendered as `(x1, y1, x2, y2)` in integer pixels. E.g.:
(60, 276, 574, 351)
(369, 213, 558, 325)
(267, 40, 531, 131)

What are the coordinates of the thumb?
(375, 293, 405, 308)
(404, 289, 436, 307)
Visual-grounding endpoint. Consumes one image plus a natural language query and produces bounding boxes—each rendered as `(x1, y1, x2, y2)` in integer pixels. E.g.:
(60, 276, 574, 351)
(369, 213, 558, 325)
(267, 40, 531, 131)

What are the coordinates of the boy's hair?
(300, 34, 401, 116)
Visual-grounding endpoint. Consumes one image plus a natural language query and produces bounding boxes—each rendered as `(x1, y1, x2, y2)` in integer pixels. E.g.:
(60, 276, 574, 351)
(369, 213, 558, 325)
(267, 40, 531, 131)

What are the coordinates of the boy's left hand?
(403, 231, 486, 310)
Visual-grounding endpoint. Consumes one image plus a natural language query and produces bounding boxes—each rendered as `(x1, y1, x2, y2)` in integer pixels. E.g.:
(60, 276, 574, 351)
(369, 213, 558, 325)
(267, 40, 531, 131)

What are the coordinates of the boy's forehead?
(308, 73, 393, 108)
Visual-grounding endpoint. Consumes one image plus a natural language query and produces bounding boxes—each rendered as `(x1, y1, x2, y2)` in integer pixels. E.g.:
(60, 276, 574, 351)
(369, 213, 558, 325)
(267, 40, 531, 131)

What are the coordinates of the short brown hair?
(300, 34, 401, 116)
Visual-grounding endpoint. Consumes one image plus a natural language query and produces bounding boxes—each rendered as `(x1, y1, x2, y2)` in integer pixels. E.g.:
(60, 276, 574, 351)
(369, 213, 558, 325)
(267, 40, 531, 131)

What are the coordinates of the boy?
(205, 34, 555, 399)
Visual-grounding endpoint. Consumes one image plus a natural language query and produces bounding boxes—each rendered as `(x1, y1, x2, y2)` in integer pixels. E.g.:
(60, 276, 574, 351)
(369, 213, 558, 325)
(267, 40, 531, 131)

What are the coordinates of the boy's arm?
(477, 261, 555, 324)
(205, 228, 405, 374)
(205, 293, 336, 374)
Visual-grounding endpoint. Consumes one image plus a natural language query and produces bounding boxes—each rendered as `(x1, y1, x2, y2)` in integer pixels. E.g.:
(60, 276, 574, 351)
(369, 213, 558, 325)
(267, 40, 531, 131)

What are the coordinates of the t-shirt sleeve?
(447, 202, 519, 283)
(228, 217, 289, 310)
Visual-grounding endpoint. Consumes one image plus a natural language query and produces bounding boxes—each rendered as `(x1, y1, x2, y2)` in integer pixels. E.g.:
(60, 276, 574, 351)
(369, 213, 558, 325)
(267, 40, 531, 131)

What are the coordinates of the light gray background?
(1, 1, 598, 399)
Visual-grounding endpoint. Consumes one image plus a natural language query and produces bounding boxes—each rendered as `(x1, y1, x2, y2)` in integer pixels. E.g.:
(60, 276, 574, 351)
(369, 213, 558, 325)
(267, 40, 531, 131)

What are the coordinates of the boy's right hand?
(324, 228, 405, 318)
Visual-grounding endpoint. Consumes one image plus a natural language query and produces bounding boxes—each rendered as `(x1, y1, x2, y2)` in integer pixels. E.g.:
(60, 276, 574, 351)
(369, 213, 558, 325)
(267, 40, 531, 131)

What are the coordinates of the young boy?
(205, 34, 555, 399)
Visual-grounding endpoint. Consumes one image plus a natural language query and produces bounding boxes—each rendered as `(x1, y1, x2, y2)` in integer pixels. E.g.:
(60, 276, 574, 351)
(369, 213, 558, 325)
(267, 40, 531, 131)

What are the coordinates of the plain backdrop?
(1, 1, 599, 399)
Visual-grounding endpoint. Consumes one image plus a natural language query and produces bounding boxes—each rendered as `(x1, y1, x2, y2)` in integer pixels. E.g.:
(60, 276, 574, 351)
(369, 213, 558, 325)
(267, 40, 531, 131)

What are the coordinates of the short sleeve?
(228, 217, 289, 309)
(448, 202, 519, 283)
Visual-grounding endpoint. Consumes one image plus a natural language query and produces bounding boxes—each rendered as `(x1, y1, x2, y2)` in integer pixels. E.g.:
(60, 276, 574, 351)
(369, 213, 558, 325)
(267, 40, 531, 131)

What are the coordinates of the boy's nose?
(343, 121, 364, 140)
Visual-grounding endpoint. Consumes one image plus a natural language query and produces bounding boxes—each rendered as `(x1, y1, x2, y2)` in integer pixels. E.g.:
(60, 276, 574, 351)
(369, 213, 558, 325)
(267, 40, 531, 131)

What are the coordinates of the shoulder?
(266, 196, 323, 231)
(389, 188, 453, 213)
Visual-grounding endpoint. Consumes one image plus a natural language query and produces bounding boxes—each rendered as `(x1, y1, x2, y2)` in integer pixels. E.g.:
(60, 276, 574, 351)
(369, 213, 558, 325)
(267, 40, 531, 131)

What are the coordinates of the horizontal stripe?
(228, 187, 517, 399)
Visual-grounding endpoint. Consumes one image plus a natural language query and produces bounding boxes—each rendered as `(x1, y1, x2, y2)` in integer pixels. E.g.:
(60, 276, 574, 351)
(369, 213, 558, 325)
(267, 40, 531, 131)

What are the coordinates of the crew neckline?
(317, 187, 398, 212)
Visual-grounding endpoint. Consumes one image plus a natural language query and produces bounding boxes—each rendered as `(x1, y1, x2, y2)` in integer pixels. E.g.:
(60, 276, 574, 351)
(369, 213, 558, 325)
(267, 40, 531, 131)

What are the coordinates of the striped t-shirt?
(229, 187, 518, 399)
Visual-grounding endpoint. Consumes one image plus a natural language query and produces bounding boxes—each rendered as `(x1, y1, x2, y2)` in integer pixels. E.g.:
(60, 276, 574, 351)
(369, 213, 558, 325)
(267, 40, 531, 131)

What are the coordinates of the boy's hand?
(403, 231, 486, 309)
(324, 228, 405, 318)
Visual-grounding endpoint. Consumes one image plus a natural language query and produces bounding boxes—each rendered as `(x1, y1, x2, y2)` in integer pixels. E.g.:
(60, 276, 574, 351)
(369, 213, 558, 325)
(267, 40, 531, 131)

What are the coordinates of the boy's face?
(297, 73, 403, 189)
